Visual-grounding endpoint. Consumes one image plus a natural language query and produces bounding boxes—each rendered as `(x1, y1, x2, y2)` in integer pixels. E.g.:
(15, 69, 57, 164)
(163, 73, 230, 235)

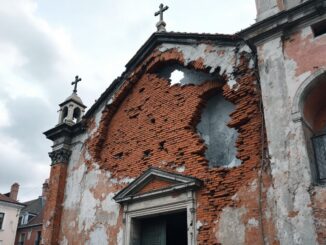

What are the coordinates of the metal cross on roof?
(71, 75, 81, 93)
(154, 3, 169, 32)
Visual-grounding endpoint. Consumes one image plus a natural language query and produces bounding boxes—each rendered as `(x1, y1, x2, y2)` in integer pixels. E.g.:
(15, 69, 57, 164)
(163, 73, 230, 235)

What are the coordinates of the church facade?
(42, 0, 326, 244)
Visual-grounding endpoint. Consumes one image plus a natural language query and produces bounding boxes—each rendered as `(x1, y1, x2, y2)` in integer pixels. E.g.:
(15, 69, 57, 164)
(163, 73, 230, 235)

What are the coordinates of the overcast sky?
(0, 0, 256, 202)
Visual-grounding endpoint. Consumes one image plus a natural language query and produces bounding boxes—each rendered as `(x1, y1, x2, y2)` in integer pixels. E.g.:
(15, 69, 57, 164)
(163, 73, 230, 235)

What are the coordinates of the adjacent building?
(15, 180, 48, 245)
(0, 183, 25, 245)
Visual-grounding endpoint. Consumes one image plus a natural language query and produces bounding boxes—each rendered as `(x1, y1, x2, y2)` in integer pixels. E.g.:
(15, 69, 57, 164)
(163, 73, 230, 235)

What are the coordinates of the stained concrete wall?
(257, 24, 326, 244)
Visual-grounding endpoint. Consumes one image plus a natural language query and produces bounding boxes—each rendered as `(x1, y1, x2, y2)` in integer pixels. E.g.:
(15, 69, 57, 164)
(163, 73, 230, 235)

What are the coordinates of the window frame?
(0, 213, 4, 230)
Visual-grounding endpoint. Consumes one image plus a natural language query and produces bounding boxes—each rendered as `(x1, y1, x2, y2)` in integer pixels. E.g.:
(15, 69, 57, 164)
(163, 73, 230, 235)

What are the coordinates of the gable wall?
(56, 42, 276, 245)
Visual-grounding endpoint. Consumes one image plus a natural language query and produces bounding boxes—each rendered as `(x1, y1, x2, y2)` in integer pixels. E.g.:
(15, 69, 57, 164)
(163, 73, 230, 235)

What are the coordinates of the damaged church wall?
(55, 39, 274, 244)
(257, 24, 326, 244)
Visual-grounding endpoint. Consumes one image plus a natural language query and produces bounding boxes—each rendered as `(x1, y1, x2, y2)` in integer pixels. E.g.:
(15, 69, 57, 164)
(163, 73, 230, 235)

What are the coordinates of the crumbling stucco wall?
(257, 25, 326, 244)
(57, 41, 270, 245)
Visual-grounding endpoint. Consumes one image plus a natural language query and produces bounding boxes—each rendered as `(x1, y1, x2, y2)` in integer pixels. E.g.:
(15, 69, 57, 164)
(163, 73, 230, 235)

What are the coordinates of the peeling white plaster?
(111, 177, 135, 184)
(249, 179, 257, 192)
(247, 218, 259, 227)
(217, 207, 246, 245)
(301, 26, 312, 39)
(64, 163, 86, 208)
(89, 105, 105, 136)
(78, 189, 99, 232)
(107, 97, 114, 105)
(176, 165, 185, 173)
(60, 236, 68, 245)
(159, 43, 235, 75)
(87, 225, 108, 245)
(117, 228, 123, 245)
(259, 37, 317, 244)
(101, 193, 120, 226)
(227, 79, 237, 89)
(196, 220, 203, 230)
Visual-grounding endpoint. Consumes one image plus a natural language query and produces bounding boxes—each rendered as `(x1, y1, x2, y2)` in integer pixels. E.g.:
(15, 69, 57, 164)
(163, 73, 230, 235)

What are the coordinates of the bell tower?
(42, 75, 86, 245)
(58, 75, 86, 125)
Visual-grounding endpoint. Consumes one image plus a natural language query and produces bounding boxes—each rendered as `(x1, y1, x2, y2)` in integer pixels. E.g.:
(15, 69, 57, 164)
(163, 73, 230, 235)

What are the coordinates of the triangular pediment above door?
(113, 167, 202, 203)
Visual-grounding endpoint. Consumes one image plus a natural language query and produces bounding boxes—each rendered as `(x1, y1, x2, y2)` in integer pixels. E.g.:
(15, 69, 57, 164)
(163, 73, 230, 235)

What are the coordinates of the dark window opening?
(61, 106, 68, 123)
(302, 75, 326, 184)
(0, 213, 4, 229)
(73, 107, 81, 123)
(312, 133, 326, 183)
(18, 233, 25, 245)
(34, 231, 41, 245)
(312, 20, 326, 38)
(133, 211, 187, 245)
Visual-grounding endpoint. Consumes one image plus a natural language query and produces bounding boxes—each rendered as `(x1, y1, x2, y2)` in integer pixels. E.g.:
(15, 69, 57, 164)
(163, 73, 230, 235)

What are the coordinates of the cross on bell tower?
(155, 3, 169, 32)
(71, 75, 81, 94)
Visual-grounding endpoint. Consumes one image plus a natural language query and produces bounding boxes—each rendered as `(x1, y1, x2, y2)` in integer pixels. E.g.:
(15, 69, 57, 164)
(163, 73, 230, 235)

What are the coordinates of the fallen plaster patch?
(176, 165, 185, 173)
(87, 225, 108, 245)
(111, 177, 135, 185)
(196, 220, 203, 230)
(227, 79, 238, 90)
(248, 218, 259, 227)
(217, 207, 246, 245)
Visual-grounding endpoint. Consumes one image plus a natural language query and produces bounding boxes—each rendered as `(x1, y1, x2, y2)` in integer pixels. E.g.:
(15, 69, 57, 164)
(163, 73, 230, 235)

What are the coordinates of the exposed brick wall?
(83, 47, 272, 244)
(137, 177, 174, 195)
(42, 163, 68, 245)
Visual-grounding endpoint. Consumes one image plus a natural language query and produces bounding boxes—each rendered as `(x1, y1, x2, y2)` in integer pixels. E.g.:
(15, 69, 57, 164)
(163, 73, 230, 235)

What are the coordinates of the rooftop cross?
(154, 3, 169, 32)
(71, 75, 82, 93)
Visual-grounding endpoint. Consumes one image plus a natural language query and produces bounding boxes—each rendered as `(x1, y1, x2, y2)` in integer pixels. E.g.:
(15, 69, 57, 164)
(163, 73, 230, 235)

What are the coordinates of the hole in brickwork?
(143, 149, 152, 158)
(170, 70, 184, 85)
(147, 114, 156, 124)
(196, 93, 240, 168)
(156, 64, 216, 86)
(158, 141, 166, 151)
(114, 152, 124, 160)
(139, 87, 145, 93)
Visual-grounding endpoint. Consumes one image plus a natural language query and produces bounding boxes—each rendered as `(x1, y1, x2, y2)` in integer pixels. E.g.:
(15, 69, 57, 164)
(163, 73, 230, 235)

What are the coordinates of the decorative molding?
(49, 148, 72, 165)
(291, 69, 326, 123)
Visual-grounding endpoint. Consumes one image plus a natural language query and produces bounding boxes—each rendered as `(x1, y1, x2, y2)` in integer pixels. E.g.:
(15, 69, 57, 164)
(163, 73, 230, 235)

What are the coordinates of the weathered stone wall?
(55, 41, 275, 245)
(257, 25, 326, 244)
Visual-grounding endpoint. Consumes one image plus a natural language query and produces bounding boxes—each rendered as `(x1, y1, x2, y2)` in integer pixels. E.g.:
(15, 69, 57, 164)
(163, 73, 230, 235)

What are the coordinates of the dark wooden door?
(140, 218, 166, 245)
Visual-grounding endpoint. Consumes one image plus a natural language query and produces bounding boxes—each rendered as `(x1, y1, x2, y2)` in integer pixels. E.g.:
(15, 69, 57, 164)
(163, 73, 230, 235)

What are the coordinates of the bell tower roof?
(59, 92, 86, 108)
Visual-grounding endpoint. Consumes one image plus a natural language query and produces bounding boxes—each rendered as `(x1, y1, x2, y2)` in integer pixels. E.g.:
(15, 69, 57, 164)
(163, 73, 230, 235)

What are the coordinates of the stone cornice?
(238, 0, 326, 44)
